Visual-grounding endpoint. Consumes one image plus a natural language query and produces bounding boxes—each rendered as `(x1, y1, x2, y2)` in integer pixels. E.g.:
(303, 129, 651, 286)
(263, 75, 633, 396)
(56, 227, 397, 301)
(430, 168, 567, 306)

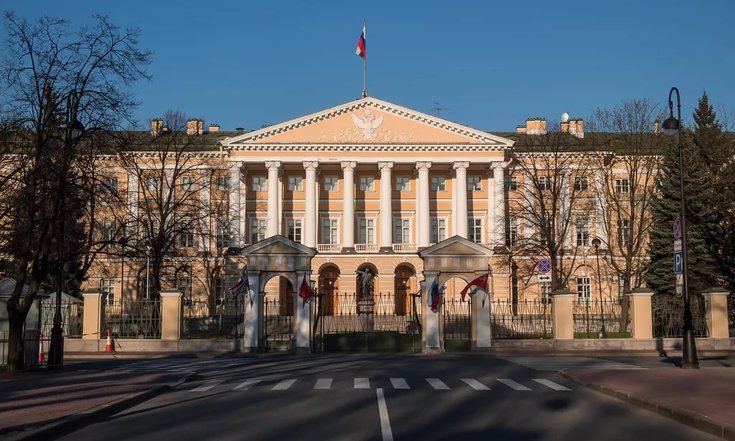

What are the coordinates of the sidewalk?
(563, 358, 735, 441)
(0, 368, 194, 441)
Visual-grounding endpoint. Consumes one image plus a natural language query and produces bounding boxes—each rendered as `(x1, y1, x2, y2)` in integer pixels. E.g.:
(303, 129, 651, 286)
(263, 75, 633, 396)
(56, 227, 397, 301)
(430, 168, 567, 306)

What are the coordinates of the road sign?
(673, 240, 682, 252)
(673, 217, 682, 240)
(536, 259, 551, 274)
(538, 274, 552, 282)
(676, 274, 683, 286)
(674, 251, 683, 274)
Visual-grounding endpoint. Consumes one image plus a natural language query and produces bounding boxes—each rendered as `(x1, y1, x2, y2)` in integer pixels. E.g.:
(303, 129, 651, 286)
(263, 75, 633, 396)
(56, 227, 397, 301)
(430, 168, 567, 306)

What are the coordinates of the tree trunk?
(6, 311, 26, 372)
(618, 278, 631, 333)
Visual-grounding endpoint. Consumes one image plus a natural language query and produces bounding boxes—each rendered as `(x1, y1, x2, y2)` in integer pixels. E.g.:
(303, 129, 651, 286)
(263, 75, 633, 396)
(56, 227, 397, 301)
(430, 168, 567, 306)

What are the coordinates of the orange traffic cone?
(104, 328, 114, 352)
(38, 334, 45, 365)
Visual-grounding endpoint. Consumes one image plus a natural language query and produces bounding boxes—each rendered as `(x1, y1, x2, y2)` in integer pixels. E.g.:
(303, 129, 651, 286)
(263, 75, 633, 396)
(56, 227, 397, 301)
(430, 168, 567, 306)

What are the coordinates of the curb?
(4, 373, 197, 441)
(560, 370, 735, 441)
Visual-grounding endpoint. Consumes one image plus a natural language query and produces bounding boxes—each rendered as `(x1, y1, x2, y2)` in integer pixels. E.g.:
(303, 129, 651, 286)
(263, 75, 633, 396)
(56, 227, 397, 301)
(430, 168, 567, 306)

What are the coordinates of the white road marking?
(497, 378, 531, 391)
(426, 378, 450, 390)
(460, 378, 490, 390)
(390, 378, 410, 390)
(190, 380, 223, 392)
(233, 379, 261, 390)
(272, 379, 297, 390)
(354, 378, 371, 389)
(314, 378, 333, 390)
(376, 388, 394, 441)
(532, 378, 571, 391)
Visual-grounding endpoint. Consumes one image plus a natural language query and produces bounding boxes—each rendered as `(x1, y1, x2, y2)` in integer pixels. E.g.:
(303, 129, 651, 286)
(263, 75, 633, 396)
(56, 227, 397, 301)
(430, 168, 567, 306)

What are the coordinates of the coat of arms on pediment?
(352, 110, 383, 139)
(320, 109, 415, 143)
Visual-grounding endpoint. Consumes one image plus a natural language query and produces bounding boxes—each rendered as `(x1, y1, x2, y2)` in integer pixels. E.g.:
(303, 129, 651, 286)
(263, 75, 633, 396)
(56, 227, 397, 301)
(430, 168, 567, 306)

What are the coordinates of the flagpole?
(362, 19, 367, 98)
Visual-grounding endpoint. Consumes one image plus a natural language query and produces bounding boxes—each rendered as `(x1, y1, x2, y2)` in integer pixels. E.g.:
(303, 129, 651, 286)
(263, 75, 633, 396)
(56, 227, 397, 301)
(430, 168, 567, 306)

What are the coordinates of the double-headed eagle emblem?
(352, 110, 384, 139)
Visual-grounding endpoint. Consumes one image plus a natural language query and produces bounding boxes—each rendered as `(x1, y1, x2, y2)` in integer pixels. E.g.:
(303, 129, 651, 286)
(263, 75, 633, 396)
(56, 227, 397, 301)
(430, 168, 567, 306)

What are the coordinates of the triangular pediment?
(240, 235, 316, 257)
(221, 97, 513, 148)
(419, 236, 494, 258)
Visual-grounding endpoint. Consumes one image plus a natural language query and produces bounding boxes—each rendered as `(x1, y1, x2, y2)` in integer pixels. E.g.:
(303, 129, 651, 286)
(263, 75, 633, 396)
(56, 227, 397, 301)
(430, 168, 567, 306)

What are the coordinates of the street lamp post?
(661, 86, 699, 369)
(591, 237, 607, 338)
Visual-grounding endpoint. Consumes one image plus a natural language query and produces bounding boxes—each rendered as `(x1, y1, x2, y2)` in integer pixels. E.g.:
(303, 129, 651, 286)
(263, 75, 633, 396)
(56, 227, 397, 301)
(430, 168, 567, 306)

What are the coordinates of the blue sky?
(3, 1, 734, 132)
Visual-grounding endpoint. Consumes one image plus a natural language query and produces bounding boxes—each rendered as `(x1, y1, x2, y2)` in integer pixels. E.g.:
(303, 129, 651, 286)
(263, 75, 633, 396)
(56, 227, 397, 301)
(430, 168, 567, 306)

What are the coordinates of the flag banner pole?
(362, 20, 367, 97)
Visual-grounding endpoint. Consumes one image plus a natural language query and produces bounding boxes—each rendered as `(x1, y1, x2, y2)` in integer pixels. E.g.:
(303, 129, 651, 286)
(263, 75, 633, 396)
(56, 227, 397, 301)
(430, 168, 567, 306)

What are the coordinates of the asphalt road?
(58, 354, 722, 441)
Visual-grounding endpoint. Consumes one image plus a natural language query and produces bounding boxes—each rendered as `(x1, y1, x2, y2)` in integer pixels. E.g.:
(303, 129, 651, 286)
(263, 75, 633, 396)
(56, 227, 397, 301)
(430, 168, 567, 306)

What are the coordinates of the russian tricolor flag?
(355, 24, 366, 60)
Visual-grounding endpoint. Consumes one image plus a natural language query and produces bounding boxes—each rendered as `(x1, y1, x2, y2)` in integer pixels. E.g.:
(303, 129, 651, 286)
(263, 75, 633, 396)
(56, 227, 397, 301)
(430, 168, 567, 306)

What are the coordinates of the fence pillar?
(628, 288, 654, 339)
(82, 289, 103, 340)
(421, 272, 442, 352)
(160, 290, 182, 340)
(471, 290, 492, 350)
(293, 272, 313, 354)
(701, 287, 731, 339)
(242, 272, 260, 352)
(551, 289, 575, 340)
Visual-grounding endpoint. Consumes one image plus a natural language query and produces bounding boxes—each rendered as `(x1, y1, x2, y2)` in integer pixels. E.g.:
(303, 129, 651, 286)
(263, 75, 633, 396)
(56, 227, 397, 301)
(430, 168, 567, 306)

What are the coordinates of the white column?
(303, 162, 318, 248)
(416, 161, 432, 247)
(241, 271, 260, 352)
(227, 162, 242, 246)
(594, 169, 608, 243)
(294, 272, 313, 353)
(239, 166, 248, 245)
(341, 161, 356, 250)
(199, 169, 211, 250)
(486, 166, 495, 245)
(265, 161, 281, 237)
(560, 172, 571, 247)
(127, 172, 139, 230)
(453, 162, 469, 238)
(421, 273, 441, 352)
(493, 162, 506, 245)
(378, 161, 394, 250)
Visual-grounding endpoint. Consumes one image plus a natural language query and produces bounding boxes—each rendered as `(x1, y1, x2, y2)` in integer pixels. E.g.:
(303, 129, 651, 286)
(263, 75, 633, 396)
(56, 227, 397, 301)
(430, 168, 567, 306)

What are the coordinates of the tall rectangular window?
(394, 219, 411, 244)
(467, 176, 482, 191)
(251, 176, 266, 191)
(506, 176, 517, 191)
(251, 218, 267, 243)
(395, 176, 410, 192)
(574, 176, 588, 191)
(177, 275, 192, 302)
(540, 281, 552, 304)
(321, 219, 338, 244)
(181, 176, 196, 192)
(539, 176, 552, 191)
(323, 176, 338, 192)
(215, 277, 225, 305)
(101, 279, 115, 306)
(508, 218, 519, 247)
(359, 176, 374, 191)
(576, 217, 590, 246)
(468, 218, 483, 243)
(178, 215, 195, 248)
(216, 219, 229, 247)
(431, 176, 446, 192)
(145, 176, 159, 193)
(615, 178, 630, 194)
(576, 276, 591, 302)
(103, 176, 119, 195)
(618, 218, 631, 247)
(431, 218, 446, 244)
(101, 220, 116, 243)
(287, 218, 302, 243)
(216, 175, 229, 192)
(358, 218, 375, 244)
(288, 176, 303, 192)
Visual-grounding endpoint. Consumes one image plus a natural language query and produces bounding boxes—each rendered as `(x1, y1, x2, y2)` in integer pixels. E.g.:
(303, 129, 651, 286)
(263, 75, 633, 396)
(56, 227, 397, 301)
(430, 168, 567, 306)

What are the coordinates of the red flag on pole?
(299, 277, 314, 303)
(459, 273, 489, 302)
(355, 24, 366, 60)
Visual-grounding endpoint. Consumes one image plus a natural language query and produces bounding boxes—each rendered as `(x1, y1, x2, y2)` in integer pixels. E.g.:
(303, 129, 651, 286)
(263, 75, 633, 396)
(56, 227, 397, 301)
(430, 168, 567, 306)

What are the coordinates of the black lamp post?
(591, 237, 607, 338)
(661, 86, 699, 369)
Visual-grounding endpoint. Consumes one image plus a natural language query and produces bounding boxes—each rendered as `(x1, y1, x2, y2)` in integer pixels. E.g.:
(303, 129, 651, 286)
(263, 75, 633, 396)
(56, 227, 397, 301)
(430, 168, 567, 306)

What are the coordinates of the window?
(618, 219, 631, 247)
(358, 218, 375, 244)
(323, 176, 338, 192)
(574, 176, 588, 191)
(216, 175, 229, 192)
(145, 176, 159, 193)
(431, 218, 446, 244)
(103, 176, 119, 195)
(251, 176, 266, 191)
(215, 277, 225, 305)
(321, 219, 338, 244)
(251, 218, 267, 243)
(540, 281, 552, 304)
(177, 275, 192, 302)
(576, 276, 591, 302)
(288, 176, 303, 192)
(216, 219, 229, 247)
(287, 218, 302, 243)
(359, 176, 375, 191)
(431, 176, 446, 192)
(396, 176, 410, 192)
(468, 218, 482, 244)
(615, 178, 630, 194)
(467, 176, 482, 191)
(508, 218, 519, 247)
(178, 215, 195, 248)
(181, 176, 196, 192)
(101, 279, 115, 306)
(576, 218, 590, 246)
(506, 176, 517, 191)
(394, 219, 410, 244)
(101, 220, 116, 243)
(539, 176, 553, 191)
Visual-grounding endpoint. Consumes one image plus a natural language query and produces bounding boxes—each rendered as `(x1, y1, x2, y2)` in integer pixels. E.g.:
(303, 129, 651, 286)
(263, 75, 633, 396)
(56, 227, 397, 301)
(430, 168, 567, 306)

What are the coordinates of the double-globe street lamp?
(661, 86, 699, 369)
(591, 237, 607, 338)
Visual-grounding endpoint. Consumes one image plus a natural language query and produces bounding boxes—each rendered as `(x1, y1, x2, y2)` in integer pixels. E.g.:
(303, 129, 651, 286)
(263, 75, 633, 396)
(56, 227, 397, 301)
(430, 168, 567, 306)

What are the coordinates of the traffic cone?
(104, 328, 114, 352)
(38, 334, 45, 365)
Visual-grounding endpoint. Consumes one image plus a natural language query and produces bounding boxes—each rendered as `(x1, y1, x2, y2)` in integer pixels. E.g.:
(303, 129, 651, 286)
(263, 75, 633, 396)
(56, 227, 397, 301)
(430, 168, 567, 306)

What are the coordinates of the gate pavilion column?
(492, 162, 506, 245)
(471, 273, 492, 350)
(551, 289, 575, 340)
(160, 289, 183, 341)
(265, 161, 281, 237)
(379, 162, 394, 251)
(421, 272, 442, 352)
(82, 289, 103, 341)
(627, 288, 653, 339)
(293, 271, 313, 353)
(341, 161, 356, 251)
(303, 162, 319, 247)
(453, 162, 469, 238)
(416, 161, 432, 248)
(242, 271, 261, 352)
(701, 287, 731, 339)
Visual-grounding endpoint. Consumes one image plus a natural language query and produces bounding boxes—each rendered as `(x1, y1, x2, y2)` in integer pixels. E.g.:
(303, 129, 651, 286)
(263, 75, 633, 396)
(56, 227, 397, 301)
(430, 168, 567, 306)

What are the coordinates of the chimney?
(186, 118, 204, 135)
(524, 118, 547, 135)
(150, 118, 164, 136)
(208, 123, 220, 134)
(653, 121, 661, 134)
(569, 119, 584, 138)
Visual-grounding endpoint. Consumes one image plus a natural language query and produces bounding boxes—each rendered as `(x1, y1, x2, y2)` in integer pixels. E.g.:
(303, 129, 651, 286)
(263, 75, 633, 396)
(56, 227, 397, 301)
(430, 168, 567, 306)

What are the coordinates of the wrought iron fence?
(262, 298, 292, 351)
(0, 331, 7, 368)
(40, 301, 83, 338)
(443, 298, 471, 342)
(491, 299, 552, 339)
(182, 300, 241, 339)
(573, 299, 630, 337)
(315, 292, 419, 334)
(652, 294, 708, 338)
(103, 300, 162, 339)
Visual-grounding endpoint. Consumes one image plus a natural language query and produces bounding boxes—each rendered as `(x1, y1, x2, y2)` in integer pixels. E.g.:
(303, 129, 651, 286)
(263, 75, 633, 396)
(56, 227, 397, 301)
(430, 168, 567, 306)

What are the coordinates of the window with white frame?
(395, 176, 410, 192)
(615, 178, 630, 194)
(539, 176, 553, 191)
(431, 176, 446, 192)
(358, 176, 373, 192)
(618, 277, 626, 302)
(321, 218, 338, 244)
(467, 176, 482, 191)
(508, 218, 519, 247)
(216, 175, 229, 192)
(215, 277, 225, 305)
(288, 176, 303, 192)
(540, 281, 552, 304)
(323, 176, 338, 192)
(506, 176, 518, 191)
(103, 176, 119, 195)
(574, 176, 588, 191)
(468, 218, 483, 244)
(178, 215, 195, 248)
(576, 276, 591, 302)
(177, 274, 192, 302)
(251, 218, 267, 243)
(431, 218, 446, 244)
(287, 218, 302, 243)
(145, 176, 159, 193)
(101, 220, 116, 243)
(101, 278, 115, 306)
(251, 176, 266, 191)
(358, 218, 375, 244)
(576, 217, 590, 246)
(181, 176, 196, 192)
(394, 218, 411, 244)
(216, 219, 229, 247)
(618, 218, 631, 247)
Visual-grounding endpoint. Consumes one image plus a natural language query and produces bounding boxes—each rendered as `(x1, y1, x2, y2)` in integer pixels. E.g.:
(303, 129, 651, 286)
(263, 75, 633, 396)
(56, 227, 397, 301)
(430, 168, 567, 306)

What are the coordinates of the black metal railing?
(0, 332, 7, 368)
(443, 298, 471, 341)
(262, 298, 293, 351)
(573, 299, 630, 338)
(103, 300, 162, 339)
(40, 301, 83, 339)
(182, 300, 241, 339)
(652, 294, 708, 338)
(491, 299, 552, 339)
(315, 292, 419, 334)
